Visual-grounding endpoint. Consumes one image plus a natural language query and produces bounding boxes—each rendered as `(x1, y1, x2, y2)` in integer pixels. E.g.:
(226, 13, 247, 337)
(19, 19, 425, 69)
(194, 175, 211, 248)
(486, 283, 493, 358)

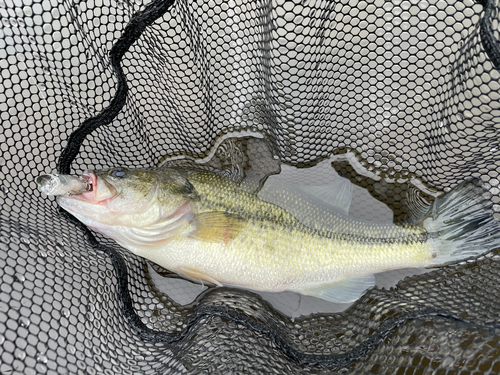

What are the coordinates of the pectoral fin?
(295, 274, 375, 303)
(189, 212, 244, 243)
(178, 266, 223, 287)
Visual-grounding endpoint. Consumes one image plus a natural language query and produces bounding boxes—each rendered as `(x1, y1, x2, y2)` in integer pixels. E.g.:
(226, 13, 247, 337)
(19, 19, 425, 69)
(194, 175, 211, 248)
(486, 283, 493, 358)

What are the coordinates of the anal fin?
(295, 274, 375, 303)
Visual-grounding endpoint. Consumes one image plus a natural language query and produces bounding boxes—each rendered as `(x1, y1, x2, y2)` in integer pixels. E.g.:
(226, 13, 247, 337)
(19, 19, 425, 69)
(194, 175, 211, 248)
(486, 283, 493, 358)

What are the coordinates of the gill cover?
(95, 167, 199, 250)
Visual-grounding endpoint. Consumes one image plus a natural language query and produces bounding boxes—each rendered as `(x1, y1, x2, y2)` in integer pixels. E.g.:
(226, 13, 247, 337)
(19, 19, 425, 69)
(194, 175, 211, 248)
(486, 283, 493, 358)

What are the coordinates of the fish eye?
(110, 167, 127, 178)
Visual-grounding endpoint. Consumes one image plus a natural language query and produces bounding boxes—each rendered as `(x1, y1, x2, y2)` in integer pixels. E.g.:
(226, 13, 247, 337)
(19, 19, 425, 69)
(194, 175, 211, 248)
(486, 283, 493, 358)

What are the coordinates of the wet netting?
(1, 0, 500, 373)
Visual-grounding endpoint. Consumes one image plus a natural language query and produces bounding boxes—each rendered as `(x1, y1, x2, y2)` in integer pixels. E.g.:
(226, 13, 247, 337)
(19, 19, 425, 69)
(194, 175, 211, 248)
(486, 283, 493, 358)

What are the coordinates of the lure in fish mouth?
(36, 173, 92, 196)
(43, 166, 500, 303)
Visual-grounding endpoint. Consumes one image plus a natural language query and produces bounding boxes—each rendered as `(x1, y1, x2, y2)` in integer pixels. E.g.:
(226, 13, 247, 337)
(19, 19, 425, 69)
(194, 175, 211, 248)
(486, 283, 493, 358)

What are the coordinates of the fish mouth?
(70, 170, 116, 204)
(82, 171, 95, 191)
(79, 171, 97, 201)
(56, 170, 120, 228)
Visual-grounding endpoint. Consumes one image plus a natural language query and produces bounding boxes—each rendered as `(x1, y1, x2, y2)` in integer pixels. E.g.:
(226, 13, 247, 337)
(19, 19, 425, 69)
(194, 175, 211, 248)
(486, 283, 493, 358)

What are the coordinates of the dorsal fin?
(257, 176, 354, 233)
(296, 178, 353, 215)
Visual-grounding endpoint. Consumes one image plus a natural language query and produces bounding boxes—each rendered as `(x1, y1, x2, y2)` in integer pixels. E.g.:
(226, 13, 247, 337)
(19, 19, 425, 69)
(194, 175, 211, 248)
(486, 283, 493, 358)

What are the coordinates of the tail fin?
(423, 179, 500, 267)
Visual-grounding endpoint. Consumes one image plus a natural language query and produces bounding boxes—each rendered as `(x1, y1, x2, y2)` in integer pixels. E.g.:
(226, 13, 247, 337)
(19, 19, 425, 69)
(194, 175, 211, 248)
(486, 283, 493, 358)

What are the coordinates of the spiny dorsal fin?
(189, 211, 245, 243)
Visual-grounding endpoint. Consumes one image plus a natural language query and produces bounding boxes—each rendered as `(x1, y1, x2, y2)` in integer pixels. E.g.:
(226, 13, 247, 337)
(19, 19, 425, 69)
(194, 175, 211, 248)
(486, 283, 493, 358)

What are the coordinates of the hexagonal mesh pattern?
(1, 0, 500, 373)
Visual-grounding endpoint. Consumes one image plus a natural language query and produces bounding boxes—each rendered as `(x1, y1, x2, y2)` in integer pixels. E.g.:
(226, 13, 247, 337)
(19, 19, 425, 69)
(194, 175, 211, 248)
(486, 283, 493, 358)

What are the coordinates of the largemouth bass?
(54, 167, 500, 303)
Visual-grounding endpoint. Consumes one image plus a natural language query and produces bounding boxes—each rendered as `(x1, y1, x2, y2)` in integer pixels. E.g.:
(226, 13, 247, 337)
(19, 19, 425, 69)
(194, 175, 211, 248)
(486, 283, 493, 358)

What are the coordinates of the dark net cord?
(49, 0, 500, 370)
(481, 0, 500, 69)
(56, 0, 176, 174)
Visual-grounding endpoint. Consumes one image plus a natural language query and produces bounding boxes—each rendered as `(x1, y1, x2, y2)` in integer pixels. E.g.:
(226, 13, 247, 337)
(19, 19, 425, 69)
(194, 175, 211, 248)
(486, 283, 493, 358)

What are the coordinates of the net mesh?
(1, 0, 500, 373)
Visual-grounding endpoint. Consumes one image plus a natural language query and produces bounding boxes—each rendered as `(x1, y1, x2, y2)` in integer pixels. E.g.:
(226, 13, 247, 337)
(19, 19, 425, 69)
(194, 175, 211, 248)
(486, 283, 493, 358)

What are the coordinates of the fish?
(55, 166, 500, 303)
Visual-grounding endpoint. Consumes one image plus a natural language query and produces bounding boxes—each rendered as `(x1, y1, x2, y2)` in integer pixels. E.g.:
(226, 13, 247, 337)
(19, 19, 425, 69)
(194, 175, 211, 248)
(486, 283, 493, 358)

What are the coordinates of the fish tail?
(423, 179, 500, 267)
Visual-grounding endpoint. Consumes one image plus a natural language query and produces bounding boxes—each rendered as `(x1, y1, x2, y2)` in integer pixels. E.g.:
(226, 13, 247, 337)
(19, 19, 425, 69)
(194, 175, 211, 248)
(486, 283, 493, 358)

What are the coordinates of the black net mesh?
(1, 0, 500, 373)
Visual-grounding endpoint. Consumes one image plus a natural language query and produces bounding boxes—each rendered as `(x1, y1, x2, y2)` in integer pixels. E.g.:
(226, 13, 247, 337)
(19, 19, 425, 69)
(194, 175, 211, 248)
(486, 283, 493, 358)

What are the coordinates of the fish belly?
(146, 221, 433, 293)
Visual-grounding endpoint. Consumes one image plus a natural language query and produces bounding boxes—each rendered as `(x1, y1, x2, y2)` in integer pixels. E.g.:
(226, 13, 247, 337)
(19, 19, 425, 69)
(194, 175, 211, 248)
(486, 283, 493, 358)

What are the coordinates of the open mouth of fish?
(80, 171, 95, 198)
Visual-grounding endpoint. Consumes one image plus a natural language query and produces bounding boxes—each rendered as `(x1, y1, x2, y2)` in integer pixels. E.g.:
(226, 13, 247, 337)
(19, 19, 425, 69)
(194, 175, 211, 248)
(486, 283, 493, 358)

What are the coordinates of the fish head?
(57, 167, 197, 229)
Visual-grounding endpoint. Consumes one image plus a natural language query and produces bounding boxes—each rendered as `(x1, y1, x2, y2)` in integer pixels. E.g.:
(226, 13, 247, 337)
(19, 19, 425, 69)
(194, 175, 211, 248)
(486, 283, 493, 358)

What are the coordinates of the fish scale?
(54, 167, 500, 303)
(185, 168, 427, 245)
